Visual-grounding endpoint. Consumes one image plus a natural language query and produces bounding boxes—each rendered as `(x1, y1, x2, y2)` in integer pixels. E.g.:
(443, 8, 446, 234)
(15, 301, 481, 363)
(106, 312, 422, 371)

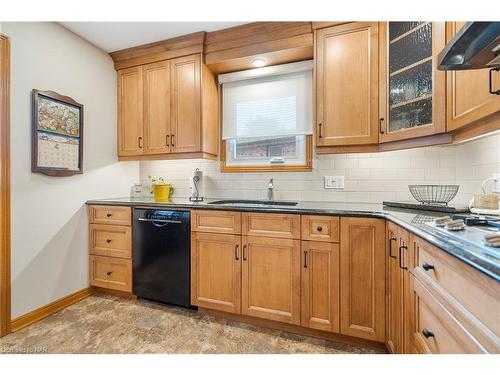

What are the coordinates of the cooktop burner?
(424, 215, 500, 259)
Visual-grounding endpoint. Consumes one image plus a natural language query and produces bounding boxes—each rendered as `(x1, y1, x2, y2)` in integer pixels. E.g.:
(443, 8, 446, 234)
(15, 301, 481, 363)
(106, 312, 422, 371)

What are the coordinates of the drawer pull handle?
(242, 245, 247, 261)
(489, 67, 500, 95)
(106, 271, 112, 276)
(316, 225, 323, 232)
(389, 236, 397, 259)
(422, 262, 434, 271)
(235, 244, 239, 261)
(399, 244, 408, 270)
(106, 239, 112, 243)
(422, 328, 435, 339)
(106, 213, 112, 217)
(379, 118, 385, 134)
(304, 250, 308, 268)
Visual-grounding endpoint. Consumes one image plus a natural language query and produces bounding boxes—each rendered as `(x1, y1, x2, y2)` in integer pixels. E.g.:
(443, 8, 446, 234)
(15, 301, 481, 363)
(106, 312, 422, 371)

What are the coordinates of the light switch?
(324, 176, 344, 189)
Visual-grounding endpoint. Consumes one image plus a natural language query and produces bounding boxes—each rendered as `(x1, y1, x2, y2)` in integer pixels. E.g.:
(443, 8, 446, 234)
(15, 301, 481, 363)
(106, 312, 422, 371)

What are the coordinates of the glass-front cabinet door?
(379, 22, 446, 143)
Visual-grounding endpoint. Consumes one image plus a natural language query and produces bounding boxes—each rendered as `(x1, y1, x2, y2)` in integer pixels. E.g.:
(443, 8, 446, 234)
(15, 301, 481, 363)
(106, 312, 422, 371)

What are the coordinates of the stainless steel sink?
(208, 199, 298, 206)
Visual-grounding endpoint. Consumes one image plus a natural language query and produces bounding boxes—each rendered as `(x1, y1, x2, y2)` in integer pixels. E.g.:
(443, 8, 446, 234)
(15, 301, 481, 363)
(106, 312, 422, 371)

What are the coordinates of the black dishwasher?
(132, 208, 191, 308)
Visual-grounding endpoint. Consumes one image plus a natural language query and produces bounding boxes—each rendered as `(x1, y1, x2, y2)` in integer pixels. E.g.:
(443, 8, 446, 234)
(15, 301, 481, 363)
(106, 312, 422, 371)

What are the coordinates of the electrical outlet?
(493, 173, 500, 194)
(324, 176, 344, 189)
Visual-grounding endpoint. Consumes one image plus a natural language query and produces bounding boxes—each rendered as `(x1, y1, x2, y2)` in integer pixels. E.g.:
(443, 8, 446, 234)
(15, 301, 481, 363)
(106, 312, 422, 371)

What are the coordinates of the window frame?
(218, 61, 313, 173)
(220, 135, 313, 173)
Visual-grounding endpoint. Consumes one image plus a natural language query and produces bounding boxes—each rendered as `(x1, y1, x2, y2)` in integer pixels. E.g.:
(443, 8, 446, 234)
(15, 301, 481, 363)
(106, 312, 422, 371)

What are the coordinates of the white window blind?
(221, 62, 313, 140)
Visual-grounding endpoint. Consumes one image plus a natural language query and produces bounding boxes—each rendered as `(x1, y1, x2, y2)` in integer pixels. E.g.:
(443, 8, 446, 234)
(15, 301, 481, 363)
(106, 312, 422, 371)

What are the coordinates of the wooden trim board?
(10, 288, 93, 332)
(198, 307, 387, 352)
(0, 34, 11, 337)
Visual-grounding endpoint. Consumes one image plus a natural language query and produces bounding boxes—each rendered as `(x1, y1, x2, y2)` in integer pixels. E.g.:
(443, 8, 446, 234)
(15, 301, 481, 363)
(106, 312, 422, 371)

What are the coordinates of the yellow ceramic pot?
(152, 184, 173, 203)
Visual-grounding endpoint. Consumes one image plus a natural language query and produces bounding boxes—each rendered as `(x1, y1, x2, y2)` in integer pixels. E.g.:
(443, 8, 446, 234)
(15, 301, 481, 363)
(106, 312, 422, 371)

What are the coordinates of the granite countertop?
(86, 197, 500, 282)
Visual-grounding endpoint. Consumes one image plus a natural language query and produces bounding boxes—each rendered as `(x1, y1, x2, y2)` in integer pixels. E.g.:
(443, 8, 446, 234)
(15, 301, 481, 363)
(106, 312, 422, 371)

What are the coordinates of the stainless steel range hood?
(438, 22, 500, 70)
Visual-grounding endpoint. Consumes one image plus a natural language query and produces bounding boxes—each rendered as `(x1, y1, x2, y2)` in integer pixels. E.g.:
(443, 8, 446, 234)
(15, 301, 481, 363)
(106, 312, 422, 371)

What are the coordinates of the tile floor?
(0, 294, 384, 354)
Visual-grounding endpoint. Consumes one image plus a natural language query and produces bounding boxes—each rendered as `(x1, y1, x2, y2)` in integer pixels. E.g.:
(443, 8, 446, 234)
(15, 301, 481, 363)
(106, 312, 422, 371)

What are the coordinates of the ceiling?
(59, 22, 248, 53)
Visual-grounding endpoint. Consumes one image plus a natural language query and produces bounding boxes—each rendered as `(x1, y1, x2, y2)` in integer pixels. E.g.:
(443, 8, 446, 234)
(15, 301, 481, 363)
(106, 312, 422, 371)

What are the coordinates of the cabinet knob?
(422, 262, 434, 271)
(316, 225, 323, 232)
(422, 328, 435, 339)
(106, 239, 112, 243)
(106, 213, 112, 218)
(106, 271, 112, 276)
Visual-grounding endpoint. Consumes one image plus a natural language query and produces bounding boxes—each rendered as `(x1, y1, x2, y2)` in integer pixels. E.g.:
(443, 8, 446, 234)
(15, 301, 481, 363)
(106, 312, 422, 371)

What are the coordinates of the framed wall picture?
(32, 89, 83, 176)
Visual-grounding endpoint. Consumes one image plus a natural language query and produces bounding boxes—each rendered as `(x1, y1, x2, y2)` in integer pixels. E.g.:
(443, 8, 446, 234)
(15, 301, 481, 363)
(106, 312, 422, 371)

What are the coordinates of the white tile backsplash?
(139, 133, 500, 205)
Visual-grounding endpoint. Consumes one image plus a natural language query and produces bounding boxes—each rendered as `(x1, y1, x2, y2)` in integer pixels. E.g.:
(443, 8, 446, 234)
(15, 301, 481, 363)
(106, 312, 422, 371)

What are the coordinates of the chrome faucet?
(268, 178, 274, 201)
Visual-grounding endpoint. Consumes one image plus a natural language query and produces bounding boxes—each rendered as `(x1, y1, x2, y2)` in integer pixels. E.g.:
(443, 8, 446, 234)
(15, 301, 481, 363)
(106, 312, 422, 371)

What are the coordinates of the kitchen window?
(219, 60, 313, 172)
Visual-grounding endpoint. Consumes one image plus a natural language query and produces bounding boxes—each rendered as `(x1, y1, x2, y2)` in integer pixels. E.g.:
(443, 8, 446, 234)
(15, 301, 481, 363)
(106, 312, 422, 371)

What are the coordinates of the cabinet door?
(191, 232, 241, 314)
(316, 22, 379, 146)
(170, 54, 201, 153)
(446, 22, 500, 131)
(241, 236, 301, 325)
(379, 22, 446, 142)
(301, 241, 340, 333)
(118, 66, 144, 156)
(143, 61, 171, 154)
(340, 217, 386, 342)
(386, 222, 403, 353)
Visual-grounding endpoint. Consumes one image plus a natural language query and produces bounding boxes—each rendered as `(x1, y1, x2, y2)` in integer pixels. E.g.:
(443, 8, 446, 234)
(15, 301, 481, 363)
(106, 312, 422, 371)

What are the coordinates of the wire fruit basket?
(409, 185, 459, 206)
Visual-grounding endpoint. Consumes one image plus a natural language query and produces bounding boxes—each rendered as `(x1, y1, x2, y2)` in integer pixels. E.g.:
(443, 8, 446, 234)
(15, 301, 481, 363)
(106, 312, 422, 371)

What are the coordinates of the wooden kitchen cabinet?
(301, 241, 340, 333)
(170, 54, 201, 153)
(315, 22, 380, 147)
(241, 235, 301, 325)
(191, 232, 242, 314)
(409, 275, 487, 354)
(340, 217, 386, 342)
(446, 21, 500, 132)
(117, 53, 218, 160)
(143, 60, 171, 154)
(88, 205, 132, 294)
(386, 222, 411, 354)
(379, 22, 446, 143)
(118, 66, 144, 156)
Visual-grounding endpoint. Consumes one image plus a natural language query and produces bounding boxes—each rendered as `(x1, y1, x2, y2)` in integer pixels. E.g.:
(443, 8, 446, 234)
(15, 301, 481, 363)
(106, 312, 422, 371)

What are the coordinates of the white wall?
(4, 22, 139, 319)
(141, 132, 500, 206)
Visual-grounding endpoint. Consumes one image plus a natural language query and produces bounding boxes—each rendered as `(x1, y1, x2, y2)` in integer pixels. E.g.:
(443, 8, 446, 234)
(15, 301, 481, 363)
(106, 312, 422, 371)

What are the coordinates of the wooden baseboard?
(10, 287, 93, 332)
(198, 308, 388, 352)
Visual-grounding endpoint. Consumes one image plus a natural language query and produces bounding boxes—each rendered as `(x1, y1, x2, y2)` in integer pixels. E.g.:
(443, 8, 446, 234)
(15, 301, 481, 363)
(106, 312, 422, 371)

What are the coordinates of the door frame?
(0, 33, 11, 337)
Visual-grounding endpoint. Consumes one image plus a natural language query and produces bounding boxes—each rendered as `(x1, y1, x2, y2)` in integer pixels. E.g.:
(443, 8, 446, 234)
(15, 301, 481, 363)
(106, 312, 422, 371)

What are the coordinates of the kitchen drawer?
(301, 215, 339, 242)
(89, 255, 132, 292)
(89, 224, 131, 259)
(410, 234, 500, 345)
(88, 205, 131, 226)
(242, 212, 300, 239)
(191, 210, 241, 234)
(410, 275, 487, 353)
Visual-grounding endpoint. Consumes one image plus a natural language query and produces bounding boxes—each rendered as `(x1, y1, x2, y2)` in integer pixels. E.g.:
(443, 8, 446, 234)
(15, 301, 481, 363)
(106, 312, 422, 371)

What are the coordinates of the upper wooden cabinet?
(143, 60, 171, 155)
(118, 66, 144, 156)
(315, 22, 379, 147)
(117, 53, 218, 160)
(379, 22, 446, 143)
(446, 21, 500, 133)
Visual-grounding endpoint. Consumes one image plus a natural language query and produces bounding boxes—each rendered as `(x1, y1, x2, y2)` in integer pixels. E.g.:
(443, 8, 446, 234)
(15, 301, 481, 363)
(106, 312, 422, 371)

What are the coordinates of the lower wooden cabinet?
(241, 236, 301, 325)
(386, 222, 411, 354)
(89, 255, 132, 292)
(190, 232, 241, 314)
(301, 241, 340, 333)
(340, 217, 386, 342)
(410, 275, 487, 354)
